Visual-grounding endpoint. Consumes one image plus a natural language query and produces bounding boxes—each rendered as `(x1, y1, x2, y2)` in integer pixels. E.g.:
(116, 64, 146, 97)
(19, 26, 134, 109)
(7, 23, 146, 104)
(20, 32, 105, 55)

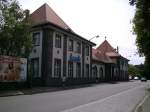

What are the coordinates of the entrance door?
(31, 58, 39, 78)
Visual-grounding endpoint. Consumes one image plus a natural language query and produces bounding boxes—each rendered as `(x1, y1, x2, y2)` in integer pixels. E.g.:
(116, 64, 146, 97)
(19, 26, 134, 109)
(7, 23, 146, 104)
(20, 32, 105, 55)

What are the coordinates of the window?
(92, 66, 97, 78)
(76, 42, 81, 53)
(100, 67, 103, 79)
(85, 46, 89, 56)
(55, 33, 61, 48)
(32, 32, 40, 46)
(54, 59, 61, 78)
(31, 58, 39, 78)
(68, 61, 73, 77)
(68, 39, 73, 51)
(85, 64, 89, 77)
(76, 62, 81, 78)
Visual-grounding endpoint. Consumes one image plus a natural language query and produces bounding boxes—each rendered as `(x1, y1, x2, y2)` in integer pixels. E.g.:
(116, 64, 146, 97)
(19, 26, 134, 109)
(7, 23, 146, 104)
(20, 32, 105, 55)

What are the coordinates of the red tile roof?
(92, 48, 113, 63)
(92, 40, 121, 63)
(97, 40, 115, 53)
(30, 3, 73, 31)
(30, 3, 96, 46)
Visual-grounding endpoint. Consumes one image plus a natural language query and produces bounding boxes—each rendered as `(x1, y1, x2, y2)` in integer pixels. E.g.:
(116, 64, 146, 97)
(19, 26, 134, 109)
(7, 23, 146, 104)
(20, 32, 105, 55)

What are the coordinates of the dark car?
(141, 77, 147, 82)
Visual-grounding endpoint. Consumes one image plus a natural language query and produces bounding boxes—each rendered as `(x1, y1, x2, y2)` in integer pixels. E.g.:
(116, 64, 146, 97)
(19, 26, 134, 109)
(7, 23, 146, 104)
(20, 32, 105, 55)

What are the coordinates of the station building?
(29, 3, 129, 86)
(29, 4, 96, 86)
(92, 40, 129, 82)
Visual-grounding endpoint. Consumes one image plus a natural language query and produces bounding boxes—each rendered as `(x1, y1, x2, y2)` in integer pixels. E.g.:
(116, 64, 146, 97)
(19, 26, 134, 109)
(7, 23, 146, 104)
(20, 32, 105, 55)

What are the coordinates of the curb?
(134, 94, 150, 112)
(0, 91, 24, 97)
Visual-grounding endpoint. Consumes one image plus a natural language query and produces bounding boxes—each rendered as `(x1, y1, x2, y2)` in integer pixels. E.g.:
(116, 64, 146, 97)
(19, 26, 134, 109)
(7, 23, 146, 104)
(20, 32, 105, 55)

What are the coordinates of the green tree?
(0, 0, 32, 58)
(128, 64, 140, 77)
(130, 0, 150, 78)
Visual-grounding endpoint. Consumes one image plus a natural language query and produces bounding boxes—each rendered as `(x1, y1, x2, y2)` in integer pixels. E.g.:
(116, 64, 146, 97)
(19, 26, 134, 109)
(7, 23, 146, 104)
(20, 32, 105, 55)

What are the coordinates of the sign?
(0, 55, 27, 82)
(69, 55, 80, 62)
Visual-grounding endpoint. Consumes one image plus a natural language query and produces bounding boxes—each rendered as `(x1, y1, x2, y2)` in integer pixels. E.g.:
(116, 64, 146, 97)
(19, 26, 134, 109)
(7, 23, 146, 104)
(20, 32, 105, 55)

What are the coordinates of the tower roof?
(30, 3, 73, 31)
(96, 40, 120, 57)
(97, 40, 115, 53)
(92, 40, 121, 63)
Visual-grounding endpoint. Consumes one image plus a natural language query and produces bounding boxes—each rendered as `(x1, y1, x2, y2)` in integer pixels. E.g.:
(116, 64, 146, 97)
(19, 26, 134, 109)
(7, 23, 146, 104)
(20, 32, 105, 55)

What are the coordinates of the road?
(0, 81, 150, 112)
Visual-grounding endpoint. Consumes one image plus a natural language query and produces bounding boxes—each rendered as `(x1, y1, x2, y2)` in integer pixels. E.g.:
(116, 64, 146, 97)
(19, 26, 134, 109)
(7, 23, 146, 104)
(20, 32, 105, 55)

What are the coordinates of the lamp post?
(89, 35, 100, 41)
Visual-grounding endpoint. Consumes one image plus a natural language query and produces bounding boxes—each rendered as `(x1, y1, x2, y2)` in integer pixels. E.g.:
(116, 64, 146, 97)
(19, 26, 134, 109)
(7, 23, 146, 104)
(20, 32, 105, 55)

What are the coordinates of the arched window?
(99, 67, 103, 79)
(114, 69, 118, 81)
(92, 66, 97, 78)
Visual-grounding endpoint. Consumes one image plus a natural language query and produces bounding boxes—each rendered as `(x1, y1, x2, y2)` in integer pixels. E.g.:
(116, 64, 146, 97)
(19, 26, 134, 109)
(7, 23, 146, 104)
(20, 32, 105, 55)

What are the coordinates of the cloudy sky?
(19, 0, 144, 65)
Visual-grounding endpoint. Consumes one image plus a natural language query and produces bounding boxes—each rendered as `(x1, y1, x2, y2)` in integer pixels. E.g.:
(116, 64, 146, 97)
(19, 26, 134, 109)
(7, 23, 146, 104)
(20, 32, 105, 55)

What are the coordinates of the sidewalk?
(142, 95, 150, 112)
(0, 87, 61, 97)
(0, 81, 137, 97)
(135, 88, 150, 112)
(135, 95, 150, 112)
(0, 90, 24, 97)
(0, 83, 95, 97)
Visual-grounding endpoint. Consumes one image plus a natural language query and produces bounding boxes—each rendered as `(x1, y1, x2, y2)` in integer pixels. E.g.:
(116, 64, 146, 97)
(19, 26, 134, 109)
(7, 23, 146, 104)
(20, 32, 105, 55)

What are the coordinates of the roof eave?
(92, 58, 106, 64)
(31, 22, 96, 46)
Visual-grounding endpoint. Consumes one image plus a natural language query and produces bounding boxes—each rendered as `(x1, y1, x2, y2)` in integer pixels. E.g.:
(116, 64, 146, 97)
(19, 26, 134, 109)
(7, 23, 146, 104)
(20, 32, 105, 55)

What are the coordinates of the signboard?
(68, 55, 80, 62)
(0, 56, 27, 82)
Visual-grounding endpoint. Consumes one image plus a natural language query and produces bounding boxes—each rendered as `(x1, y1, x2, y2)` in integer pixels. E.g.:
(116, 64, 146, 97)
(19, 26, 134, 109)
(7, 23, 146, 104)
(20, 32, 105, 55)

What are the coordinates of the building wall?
(66, 37, 83, 78)
(29, 25, 128, 86)
(30, 25, 93, 85)
(41, 28, 54, 85)
(118, 58, 129, 81)
(52, 31, 64, 78)
(92, 61, 105, 80)
(84, 44, 91, 78)
(29, 30, 43, 78)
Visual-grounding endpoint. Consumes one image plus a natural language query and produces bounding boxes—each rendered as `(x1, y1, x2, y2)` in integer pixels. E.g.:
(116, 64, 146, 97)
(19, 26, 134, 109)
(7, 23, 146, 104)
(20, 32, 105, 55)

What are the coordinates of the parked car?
(141, 77, 147, 82)
(134, 76, 139, 80)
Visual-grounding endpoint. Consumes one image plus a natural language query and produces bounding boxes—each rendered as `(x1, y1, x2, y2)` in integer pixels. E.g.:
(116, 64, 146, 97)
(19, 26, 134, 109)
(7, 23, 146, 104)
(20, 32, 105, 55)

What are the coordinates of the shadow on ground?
(0, 81, 129, 96)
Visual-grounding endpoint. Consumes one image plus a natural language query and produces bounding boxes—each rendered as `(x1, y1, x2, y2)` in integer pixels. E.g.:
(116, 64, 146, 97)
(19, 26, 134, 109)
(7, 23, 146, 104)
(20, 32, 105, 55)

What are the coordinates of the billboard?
(0, 55, 27, 82)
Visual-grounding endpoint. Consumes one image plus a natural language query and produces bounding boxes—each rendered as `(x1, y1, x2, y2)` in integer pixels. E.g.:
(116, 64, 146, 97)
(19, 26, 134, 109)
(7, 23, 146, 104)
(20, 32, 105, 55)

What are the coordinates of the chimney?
(24, 9, 30, 19)
(117, 46, 119, 53)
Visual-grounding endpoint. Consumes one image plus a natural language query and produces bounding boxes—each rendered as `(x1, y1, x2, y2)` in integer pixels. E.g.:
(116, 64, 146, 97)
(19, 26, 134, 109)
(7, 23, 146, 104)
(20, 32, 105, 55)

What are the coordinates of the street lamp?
(89, 35, 100, 41)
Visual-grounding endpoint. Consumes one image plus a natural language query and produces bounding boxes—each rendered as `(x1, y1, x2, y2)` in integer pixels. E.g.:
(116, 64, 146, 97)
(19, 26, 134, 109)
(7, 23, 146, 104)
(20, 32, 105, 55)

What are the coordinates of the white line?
(61, 85, 145, 112)
(134, 94, 150, 112)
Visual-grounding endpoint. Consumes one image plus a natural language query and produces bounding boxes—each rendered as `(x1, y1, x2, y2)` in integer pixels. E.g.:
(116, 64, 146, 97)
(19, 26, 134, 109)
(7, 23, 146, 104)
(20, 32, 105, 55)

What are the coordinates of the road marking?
(134, 94, 150, 112)
(61, 85, 146, 112)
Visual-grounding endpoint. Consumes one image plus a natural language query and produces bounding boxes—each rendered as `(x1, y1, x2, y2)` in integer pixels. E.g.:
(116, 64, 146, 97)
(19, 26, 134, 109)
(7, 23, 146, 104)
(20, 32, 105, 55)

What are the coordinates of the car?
(141, 77, 147, 82)
(134, 77, 139, 80)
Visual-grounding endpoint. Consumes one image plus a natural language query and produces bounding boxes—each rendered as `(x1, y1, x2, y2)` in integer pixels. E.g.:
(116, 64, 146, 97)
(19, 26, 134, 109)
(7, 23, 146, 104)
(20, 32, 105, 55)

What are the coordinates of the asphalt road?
(0, 81, 150, 112)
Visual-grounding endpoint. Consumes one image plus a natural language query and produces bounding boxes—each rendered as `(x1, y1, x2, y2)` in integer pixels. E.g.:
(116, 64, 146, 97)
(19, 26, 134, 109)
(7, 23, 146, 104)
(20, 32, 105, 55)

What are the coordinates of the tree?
(130, 0, 150, 79)
(0, 0, 32, 58)
(128, 64, 140, 78)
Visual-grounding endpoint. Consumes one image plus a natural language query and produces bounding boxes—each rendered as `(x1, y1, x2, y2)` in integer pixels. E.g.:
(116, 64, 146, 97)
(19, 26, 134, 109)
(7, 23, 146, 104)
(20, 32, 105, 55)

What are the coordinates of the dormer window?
(76, 42, 81, 53)
(68, 39, 73, 51)
(55, 33, 61, 48)
(85, 46, 89, 56)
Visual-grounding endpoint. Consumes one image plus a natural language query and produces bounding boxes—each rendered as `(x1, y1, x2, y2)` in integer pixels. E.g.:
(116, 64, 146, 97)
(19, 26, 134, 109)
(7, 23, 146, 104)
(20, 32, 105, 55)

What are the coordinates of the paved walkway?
(0, 90, 24, 97)
(135, 92, 150, 112)
(0, 83, 96, 97)
(142, 95, 150, 112)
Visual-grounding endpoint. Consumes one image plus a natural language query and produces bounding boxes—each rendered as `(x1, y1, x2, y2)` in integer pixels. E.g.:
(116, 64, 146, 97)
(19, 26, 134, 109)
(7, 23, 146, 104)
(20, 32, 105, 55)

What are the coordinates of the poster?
(0, 55, 27, 82)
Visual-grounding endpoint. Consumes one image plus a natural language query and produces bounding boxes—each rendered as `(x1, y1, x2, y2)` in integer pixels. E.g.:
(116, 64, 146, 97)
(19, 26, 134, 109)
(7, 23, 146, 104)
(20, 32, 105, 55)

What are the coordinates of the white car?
(134, 77, 139, 80)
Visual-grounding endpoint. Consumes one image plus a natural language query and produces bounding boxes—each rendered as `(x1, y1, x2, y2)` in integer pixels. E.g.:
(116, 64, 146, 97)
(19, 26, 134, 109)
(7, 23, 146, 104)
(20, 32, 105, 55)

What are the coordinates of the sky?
(19, 0, 145, 65)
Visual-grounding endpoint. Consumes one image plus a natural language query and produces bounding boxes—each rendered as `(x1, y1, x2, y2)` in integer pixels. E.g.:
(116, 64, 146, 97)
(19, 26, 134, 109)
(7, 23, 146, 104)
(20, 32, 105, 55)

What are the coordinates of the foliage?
(128, 64, 140, 77)
(0, 0, 32, 58)
(130, 0, 150, 78)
